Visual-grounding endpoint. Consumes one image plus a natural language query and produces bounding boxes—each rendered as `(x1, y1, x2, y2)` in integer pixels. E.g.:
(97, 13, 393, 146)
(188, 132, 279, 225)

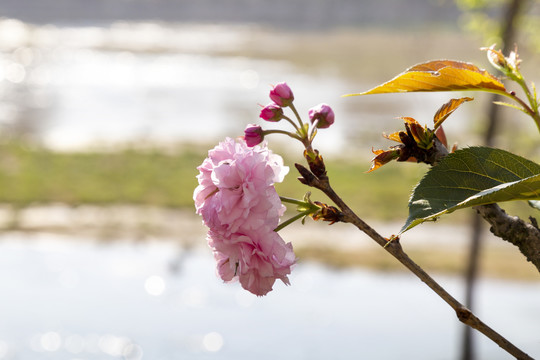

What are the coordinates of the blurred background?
(0, 0, 539, 359)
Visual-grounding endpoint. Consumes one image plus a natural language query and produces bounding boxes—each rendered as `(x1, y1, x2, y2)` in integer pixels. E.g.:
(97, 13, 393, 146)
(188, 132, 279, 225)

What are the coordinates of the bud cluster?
(369, 115, 449, 172)
(243, 82, 335, 150)
(241, 82, 340, 231)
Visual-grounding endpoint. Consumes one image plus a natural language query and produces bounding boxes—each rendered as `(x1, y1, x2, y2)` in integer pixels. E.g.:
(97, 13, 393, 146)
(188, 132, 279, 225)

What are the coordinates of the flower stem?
(264, 129, 303, 142)
(515, 79, 540, 132)
(275, 196, 321, 232)
(274, 211, 310, 232)
(281, 115, 301, 132)
(289, 103, 307, 138)
(279, 196, 309, 206)
(496, 89, 540, 133)
(309, 119, 319, 141)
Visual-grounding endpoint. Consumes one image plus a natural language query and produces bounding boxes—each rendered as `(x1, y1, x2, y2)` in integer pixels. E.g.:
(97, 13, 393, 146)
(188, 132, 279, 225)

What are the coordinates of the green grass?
(0, 141, 536, 223)
(0, 141, 425, 219)
(0, 142, 205, 208)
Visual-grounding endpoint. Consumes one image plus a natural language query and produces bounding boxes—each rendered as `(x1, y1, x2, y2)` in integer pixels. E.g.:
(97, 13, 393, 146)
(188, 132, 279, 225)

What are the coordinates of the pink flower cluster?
(194, 137, 296, 296)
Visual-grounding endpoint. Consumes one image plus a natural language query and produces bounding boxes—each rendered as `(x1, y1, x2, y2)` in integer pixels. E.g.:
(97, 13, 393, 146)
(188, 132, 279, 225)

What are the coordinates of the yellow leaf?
(398, 116, 421, 126)
(346, 60, 506, 96)
(433, 97, 474, 130)
(367, 149, 400, 173)
(383, 131, 403, 143)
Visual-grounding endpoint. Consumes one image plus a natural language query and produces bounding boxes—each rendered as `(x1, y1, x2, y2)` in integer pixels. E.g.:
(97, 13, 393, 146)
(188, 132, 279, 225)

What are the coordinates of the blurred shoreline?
(0, 0, 462, 30)
(1, 203, 538, 281)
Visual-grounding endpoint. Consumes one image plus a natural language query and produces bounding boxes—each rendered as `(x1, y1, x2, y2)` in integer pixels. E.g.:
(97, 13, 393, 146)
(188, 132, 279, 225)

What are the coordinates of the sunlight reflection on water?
(0, 232, 537, 360)
(0, 19, 472, 155)
(144, 275, 166, 296)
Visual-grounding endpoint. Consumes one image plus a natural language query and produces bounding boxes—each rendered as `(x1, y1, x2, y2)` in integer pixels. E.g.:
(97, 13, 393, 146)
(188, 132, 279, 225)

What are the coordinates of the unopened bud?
(295, 163, 317, 185)
(269, 82, 294, 107)
(406, 122, 432, 149)
(311, 201, 342, 224)
(304, 149, 326, 179)
(507, 49, 521, 70)
(260, 103, 284, 122)
(485, 45, 508, 72)
(243, 124, 264, 147)
(308, 103, 335, 129)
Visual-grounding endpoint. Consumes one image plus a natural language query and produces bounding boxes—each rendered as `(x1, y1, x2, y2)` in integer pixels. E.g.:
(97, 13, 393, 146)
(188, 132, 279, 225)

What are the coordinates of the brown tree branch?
(295, 162, 534, 360)
(474, 203, 540, 272)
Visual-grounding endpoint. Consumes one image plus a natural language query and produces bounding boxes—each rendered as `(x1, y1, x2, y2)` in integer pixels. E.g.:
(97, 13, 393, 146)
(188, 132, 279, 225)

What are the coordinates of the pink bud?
(244, 124, 264, 147)
(269, 82, 294, 107)
(308, 103, 335, 129)
(260, 103, 284, 122)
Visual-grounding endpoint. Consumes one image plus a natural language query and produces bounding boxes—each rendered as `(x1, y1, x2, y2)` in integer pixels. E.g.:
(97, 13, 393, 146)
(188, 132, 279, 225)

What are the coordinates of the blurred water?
(0, 0, 462, 30)
(0, 232, 538, 360)
(0, 19, 469, 155)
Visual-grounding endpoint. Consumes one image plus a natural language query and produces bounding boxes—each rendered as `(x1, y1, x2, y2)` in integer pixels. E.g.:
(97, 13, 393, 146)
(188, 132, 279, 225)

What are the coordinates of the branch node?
(456, 306, 473, 323)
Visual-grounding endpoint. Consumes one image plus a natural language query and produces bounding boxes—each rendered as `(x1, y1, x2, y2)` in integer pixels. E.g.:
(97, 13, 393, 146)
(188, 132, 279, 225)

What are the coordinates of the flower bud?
(311, 201, 342, 224)
(244, 124, 264, 147)
(485, 45, 508, 72)
(484, 44, 521, 76)
(260, 103, 284, 122)
(507, 49, 521, 70)
(269, 82, 294, 107)
(308, 103, 335, 129)
(304, 149, 326, 179)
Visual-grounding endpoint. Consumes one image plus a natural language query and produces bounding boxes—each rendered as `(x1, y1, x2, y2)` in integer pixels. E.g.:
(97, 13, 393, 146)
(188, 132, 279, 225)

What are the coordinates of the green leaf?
(345, 60, 506, 96)
(401, 147, 540, 234)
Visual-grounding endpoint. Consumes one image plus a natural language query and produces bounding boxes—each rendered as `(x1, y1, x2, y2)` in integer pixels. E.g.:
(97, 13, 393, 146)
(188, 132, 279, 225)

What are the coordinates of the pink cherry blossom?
(194, 138, 295, 295)
(208, 229, 295, 296)
(194, 137, 287, 233)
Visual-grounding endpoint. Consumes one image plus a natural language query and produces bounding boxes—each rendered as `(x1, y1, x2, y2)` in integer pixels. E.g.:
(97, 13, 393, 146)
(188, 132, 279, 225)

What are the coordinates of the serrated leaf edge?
(400, 173, 540, 234)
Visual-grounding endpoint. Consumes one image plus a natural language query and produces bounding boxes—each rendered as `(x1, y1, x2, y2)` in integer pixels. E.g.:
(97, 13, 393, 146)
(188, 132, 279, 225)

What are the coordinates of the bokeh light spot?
(5, 62, 25, 83)
(202, 332, 224, 352)
(240, 69, 259, 89)
(64, 334, 85, 354)
(144, 275, 166, 296)
(40, 332, 62, 352)
(123, 343, 144, 360)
